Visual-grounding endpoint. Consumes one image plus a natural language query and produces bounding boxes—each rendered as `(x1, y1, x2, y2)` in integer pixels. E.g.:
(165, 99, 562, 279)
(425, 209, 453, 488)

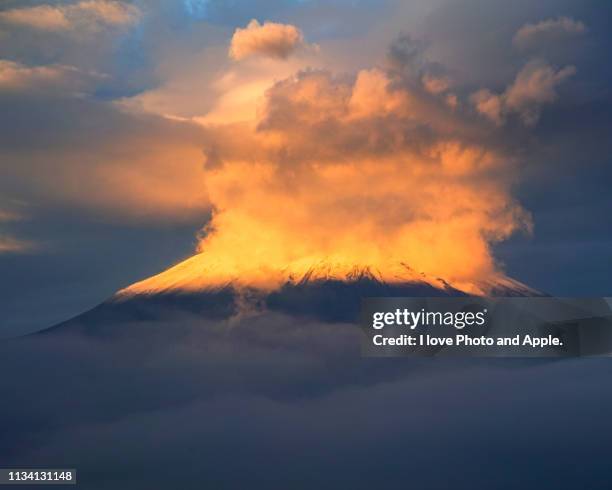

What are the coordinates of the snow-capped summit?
(115, 252, 539, 299)
(43, 252, 541, 335)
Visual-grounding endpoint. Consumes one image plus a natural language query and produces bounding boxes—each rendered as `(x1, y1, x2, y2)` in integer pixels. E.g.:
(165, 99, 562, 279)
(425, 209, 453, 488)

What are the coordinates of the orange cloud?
(131, 67, 533, 294)
(422, 74, 451, 95)
(0, 1, 140, 33)
(229, 20, 313, 61)
(0, 5, 69, 31)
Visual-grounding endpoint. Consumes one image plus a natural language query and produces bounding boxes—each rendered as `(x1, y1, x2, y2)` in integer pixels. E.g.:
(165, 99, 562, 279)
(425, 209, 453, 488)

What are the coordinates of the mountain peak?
(44, 253, 541, 334)
(115, 252, 539, 299)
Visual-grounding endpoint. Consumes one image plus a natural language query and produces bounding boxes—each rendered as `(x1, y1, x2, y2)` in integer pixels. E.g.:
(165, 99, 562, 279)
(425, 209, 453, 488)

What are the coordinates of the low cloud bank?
(1, 313, 611, 489)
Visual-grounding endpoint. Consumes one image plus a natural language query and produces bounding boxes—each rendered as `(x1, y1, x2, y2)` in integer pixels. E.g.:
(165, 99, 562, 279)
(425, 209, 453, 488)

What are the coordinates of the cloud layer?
(0, 91, 210, 223)
(0, 207, 33, 254)
(0, 1, 140, 33)
(0, 59, 103, 94)
(2, 312, 612, 489)
(513, 16, 587, 50)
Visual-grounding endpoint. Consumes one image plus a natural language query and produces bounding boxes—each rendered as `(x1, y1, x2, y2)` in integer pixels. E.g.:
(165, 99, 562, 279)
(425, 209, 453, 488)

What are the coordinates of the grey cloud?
(2, 313, 612, 488)
(0, 3, 149, 98)
(504, 60, 575, 125)
(472, 60, 575, 126)
(513, 16, 587, 50)
(0, 91, 209, 223)
(387, 34, 428, 73)
(0, 59, 105, 95)
(0, 236, 33, 254)
(0, 202, 34, 254)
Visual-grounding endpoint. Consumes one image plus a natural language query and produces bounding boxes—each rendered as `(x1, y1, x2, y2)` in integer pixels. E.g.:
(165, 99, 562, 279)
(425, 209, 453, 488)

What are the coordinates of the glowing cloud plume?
(124, 51, 536, 296)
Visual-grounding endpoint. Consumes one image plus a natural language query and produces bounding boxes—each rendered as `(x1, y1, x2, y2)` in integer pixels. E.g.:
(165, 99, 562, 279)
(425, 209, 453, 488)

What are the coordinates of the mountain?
(114, 252, 542, 299)
(43, 253, 542, 334)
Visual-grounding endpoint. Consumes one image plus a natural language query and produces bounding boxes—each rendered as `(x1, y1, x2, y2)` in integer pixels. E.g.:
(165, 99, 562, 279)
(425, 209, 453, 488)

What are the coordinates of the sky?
(1, 0, 611, 337)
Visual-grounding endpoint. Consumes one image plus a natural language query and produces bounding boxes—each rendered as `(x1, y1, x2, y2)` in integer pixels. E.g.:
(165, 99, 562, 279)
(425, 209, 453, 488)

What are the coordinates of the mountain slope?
(115, 252, 541, 298)
(43, 253, 542, 335)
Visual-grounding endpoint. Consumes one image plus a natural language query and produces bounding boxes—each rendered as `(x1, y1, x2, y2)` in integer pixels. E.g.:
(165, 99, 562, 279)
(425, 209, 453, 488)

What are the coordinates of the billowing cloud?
(472, 60, 575, 126)
(0, 0, 600, 309)
(513, 16, 586, 50)
(504, 61, 575, 124)
(229, 19, 313, 60)
(180, 50, 533, 293)
(123, 38, 315, 125)
(0, 1, 140, 33)
(470, 89, 504, 125)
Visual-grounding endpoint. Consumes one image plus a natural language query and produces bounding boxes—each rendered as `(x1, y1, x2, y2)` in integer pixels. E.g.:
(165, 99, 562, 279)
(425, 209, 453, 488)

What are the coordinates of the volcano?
(44, 253, 541, 334)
